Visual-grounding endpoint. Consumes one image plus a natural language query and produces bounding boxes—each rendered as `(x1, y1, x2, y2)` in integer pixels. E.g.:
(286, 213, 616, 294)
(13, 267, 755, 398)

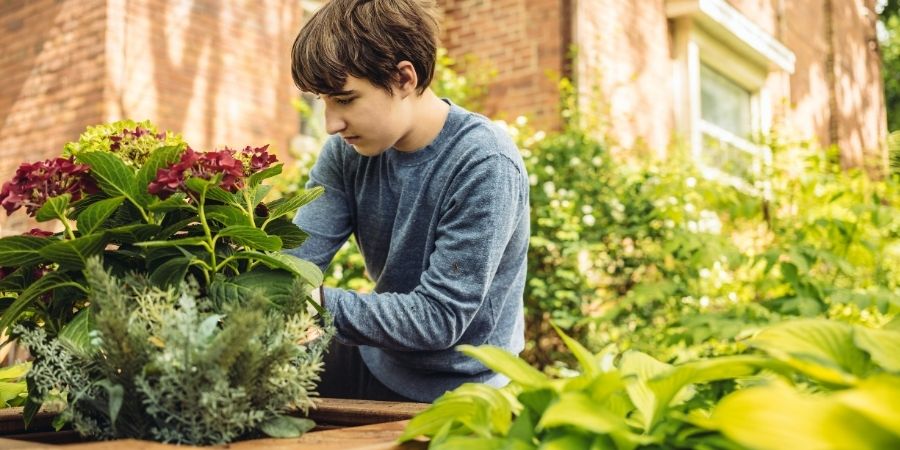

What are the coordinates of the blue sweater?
(288, 101, 528, 402)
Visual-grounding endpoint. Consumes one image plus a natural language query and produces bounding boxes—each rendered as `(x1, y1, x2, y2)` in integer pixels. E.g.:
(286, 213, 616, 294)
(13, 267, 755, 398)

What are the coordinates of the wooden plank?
(0, 399, 431, 448)
(305, 398, 429, 427)
(13, 421, 425, 449)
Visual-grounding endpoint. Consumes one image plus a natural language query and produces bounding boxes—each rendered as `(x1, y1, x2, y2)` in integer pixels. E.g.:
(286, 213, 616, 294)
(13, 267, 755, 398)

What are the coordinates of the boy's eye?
(335, 97, 354, 105)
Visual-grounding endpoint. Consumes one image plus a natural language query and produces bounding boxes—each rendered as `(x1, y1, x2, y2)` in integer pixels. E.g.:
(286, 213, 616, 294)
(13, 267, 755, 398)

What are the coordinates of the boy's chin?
(351, 143, 388, 157)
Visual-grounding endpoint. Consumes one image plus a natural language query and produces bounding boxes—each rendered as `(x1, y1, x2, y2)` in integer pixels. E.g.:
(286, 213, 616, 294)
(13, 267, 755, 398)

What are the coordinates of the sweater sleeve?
(286, 137, 353, 272)
(323, 154, 525, 351)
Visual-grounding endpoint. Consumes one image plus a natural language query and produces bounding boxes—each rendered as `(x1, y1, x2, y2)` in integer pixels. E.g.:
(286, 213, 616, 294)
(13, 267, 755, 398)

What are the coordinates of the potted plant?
(0, 120, 331, 444)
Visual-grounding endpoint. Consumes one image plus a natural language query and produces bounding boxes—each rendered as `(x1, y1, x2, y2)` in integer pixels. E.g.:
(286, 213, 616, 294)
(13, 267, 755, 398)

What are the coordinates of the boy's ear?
(394, 61, 418, 98)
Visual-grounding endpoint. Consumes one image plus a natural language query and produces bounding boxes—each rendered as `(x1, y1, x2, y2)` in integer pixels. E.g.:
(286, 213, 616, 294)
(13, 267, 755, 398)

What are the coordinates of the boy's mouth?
(343, 135, 360, 144)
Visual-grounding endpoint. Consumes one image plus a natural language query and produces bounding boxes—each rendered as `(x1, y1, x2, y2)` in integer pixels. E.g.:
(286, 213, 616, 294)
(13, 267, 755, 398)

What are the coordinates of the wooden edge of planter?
(304, 398, 430, 427)
(1, 398, 429, 436)
(0, 398, 430, 447)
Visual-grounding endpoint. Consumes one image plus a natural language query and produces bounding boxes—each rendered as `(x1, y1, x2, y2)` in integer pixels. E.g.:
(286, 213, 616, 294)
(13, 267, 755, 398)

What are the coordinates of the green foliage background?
(286, 49, 900, 372)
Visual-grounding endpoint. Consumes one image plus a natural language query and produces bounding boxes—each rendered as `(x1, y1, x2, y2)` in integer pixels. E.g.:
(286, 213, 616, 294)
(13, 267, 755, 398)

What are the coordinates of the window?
(697, 63, 761, 186)
(668, 0, 794, 196)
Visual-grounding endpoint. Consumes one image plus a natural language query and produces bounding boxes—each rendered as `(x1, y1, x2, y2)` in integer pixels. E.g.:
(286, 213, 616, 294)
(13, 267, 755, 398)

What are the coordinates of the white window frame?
(668, 0, 795, 197)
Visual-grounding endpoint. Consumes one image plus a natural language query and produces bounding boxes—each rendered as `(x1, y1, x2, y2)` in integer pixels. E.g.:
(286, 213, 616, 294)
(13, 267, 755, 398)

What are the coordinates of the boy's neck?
(393, 89, 450, 152)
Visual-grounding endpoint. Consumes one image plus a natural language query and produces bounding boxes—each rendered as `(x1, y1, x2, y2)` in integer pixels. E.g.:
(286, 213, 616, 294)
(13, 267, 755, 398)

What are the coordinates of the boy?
(288, 0, 528, 403)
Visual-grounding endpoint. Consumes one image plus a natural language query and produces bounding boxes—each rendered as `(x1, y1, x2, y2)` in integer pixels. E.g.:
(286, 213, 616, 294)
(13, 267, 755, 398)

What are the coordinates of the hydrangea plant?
(0, 120, 328, 442)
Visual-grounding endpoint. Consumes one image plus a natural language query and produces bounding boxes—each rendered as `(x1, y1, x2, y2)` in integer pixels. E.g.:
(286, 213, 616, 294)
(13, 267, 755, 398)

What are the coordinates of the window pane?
(700, 64, 752, 138)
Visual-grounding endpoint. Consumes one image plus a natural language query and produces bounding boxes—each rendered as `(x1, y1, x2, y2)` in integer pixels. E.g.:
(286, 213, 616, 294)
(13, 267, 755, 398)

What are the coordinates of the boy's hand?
(300, 286, 326, 344)
(307, 285, 324, 317)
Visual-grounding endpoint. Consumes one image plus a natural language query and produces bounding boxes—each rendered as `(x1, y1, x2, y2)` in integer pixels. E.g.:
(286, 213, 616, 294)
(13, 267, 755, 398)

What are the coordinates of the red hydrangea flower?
(148, 147, 247, 198)
(0, 157, 98, 216)
(26, 228, 54, 237)
(242, 145, 277, 174)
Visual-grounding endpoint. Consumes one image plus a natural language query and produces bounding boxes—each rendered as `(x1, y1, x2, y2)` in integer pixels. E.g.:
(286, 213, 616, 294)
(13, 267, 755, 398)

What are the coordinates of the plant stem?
(197, 188, 217, 282)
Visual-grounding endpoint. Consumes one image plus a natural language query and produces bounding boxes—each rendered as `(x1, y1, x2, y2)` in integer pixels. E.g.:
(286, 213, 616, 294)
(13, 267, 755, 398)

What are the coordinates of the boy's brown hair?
(291, 0, 439, 96)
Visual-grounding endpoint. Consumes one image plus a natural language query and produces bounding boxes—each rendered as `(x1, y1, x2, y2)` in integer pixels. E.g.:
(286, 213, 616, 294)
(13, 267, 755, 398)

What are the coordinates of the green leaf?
(229, 251, 323, 287)
(263, 216, 308, 249)
(217, 226, 282, 251)
(147, 193, 194, 213)
(619, 351, 676, 432)
(0, 362, 30, 381)
(836, 375, 900, 438)
(104, 224, 162, 243)
(0, 236, 53, 266)
(551, 322, 599, 378)
(252, 184, 274, 207)
(75, 152, 142, 207)
(58, 308, 95, 357)
(248, 163, 283, 187)
(0, 381, 27, 407)
(76, 196, 125, 234)
(639, 355, 767, 431)
(750, 319, 870, 385)
(266, 186, 324, 219)
(230, 268, 296, 305)
(135, 237, 208, 249)
(709, 382, 900, 450)
(37, 234, 105, 271)
(38, 233, 107, 271)
(538, 391, 624, 433)
(450, 383, 514, 434)
(259, 416, 316, 438)
(206, 186, 238, 204)
(149, 257, 193, 288)
(94, 380, 124, 430)
(206, 205, 250, 227)
(853, 326, 900, 372)
(457, 345, 548, 388)
(400, 396, 478, 442)
(136, 145, 184, 201)
(23, 381, 41, 429)
(0, 272, 86, 336)
(35, 194, 71, 223)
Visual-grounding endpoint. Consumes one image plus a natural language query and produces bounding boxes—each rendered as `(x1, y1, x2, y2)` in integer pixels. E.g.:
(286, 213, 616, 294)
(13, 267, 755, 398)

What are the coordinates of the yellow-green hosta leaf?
(537, 391, 625, 434)
(551, 322, 599, 378)
(0, 381, 27, 407)
(399, 396, 480, 442)
(619, 351, 680, 432)
(449, 383, 514, 435)
(0, 362, 30, 380)
(836, 375, 900, 437)
(853, 326, 900, 373)
(750, 319, 870, 384)
(709, 381, 900, 450)
(457, 345, 548, 388)
(637, 355, 767, 432)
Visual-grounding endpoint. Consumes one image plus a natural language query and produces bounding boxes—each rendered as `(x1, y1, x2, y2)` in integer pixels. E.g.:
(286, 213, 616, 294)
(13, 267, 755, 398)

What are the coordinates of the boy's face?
(321, 76, 410, 157)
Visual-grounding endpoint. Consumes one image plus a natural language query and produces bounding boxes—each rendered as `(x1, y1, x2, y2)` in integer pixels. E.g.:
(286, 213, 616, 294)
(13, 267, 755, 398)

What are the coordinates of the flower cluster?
(0, 157, 98, 216)
(63, 120, 186, 167)
(148, 146, 277, 199)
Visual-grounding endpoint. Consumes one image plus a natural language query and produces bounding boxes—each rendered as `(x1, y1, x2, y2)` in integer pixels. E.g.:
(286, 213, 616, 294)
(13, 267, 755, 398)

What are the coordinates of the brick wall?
(104, 0, 303, 157)
(572, 0, 673, 155)
(439, 0, 887, 169)
(0, 0, 305, 235)
(439, 0, 570, 131)
(0, 0, 107, 235)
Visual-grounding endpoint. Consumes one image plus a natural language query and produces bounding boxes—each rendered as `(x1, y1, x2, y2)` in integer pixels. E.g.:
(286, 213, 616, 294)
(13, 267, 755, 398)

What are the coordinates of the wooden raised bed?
(0, 398, 429, 449)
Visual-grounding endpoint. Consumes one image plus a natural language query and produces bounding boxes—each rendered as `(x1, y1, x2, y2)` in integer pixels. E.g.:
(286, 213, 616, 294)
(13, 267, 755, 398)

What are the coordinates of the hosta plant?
(0, 120, 329, 441)
(401, 318, 900, 449)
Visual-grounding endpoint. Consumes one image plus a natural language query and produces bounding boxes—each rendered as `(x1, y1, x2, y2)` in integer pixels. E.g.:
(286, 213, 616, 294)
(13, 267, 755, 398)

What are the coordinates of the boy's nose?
(324, 108, 347, 135)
